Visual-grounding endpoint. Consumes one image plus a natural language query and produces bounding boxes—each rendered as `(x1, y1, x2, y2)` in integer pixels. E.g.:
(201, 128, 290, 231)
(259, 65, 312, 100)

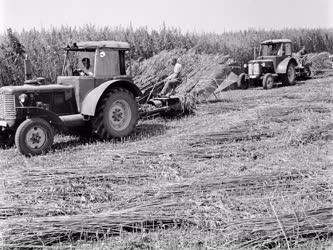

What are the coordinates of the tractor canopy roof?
(64, 41, 131, 51)
(260, 39, 292, 45)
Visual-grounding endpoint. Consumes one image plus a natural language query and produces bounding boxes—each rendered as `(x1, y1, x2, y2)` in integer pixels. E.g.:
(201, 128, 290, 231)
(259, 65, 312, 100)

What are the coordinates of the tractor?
(0, 41, 142, 156)
(238, 39, 312, 89)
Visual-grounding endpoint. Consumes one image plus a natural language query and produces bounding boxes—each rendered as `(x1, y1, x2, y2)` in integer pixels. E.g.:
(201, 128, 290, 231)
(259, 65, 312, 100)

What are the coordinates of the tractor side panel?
(276, 58, 297, 74)
(57, 76, 95, 112)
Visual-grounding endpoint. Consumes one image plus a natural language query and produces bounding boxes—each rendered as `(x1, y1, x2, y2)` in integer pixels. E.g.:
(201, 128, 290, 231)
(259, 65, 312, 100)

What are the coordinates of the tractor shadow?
(278, 79, 308, 88)
(51, 132, 99, 151)
(242, 78, 308, 90)
(133, 122, 170, 139)
(51, 123, 170, 152)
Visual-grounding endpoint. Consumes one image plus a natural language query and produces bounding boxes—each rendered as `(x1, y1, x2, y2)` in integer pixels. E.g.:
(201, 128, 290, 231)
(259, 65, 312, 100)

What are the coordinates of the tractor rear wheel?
(15, 118, 54, 156)
(262, 73, 274, 89)
(92, 88, 138, 139)
(237, 73, 249, 89)
(282, 63, 296, 85)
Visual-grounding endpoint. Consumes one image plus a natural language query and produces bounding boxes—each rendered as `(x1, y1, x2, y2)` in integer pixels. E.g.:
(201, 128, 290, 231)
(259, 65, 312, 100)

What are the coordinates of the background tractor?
(0, 41, 142, 156)
(238, 39, 312, 89)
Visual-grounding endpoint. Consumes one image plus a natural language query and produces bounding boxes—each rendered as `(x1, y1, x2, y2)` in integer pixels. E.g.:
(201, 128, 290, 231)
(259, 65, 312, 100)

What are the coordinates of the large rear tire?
(15, 118, 54, 156)
(237, 73, 249, 89)
(282, 63, 296, 85)
(92, 88, 138, 139)
(262, 73, 274, 89)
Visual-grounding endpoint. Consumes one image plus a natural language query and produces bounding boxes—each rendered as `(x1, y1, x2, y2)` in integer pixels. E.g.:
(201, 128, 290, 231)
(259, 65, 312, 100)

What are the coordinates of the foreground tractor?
(0, 41, 142, 156)
(238, 39, 312, 89)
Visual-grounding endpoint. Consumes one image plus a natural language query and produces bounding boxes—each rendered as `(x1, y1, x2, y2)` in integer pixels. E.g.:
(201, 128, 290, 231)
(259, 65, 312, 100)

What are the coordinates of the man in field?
(295, 46, 308, 66)
(297, 46, 307, 57)
(158, 57, 182, 97)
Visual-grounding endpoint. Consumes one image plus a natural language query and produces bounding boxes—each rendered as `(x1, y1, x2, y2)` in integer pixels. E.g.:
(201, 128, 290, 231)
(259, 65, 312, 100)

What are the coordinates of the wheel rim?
(287, 66, 295, 82)
(25, 126, 47, 149)
(108, 100, 132, 131)
(267, 76, 274, 88)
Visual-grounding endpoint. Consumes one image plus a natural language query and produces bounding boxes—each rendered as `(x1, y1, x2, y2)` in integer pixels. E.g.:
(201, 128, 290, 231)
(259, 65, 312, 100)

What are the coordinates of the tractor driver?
(80, 58, 94, 76)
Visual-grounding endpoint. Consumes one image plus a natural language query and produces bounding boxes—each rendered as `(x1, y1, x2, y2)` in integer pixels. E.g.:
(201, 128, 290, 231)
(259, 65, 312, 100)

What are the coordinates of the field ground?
(0, 77, 332, 249)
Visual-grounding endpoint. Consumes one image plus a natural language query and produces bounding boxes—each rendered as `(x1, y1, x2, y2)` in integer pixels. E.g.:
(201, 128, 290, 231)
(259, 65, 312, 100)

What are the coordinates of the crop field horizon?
(1, 25, 333, 86)
(1, 76, 332, 249)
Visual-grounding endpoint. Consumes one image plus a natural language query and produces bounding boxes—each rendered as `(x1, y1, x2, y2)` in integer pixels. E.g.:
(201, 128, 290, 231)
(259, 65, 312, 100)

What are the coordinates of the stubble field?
(0, 77, 332, 249)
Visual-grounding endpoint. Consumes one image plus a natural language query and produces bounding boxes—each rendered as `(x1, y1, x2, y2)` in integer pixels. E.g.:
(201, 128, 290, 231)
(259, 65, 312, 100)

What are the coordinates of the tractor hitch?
(139, 96, 183, 118)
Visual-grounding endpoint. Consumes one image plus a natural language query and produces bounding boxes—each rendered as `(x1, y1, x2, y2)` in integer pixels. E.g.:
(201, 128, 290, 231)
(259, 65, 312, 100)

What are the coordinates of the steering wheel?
(73, 69, 85, 76)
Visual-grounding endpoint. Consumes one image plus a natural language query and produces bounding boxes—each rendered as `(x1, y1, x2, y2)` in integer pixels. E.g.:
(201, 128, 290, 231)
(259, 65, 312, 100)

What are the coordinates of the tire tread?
(92, 88, 138, 139)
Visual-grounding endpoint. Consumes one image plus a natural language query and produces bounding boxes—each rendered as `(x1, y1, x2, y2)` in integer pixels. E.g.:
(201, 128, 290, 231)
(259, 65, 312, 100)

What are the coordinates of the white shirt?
(174, 63, 182, 75)
(173, 63, 182, 79)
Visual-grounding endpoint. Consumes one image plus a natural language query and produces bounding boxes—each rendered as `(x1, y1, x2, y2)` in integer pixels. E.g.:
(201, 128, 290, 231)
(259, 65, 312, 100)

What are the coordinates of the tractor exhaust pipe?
(24, 55, 32, 80)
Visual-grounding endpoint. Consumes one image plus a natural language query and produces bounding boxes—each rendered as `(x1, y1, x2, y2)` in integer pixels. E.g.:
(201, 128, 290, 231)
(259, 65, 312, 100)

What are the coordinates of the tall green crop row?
(0, 25, 332, 86)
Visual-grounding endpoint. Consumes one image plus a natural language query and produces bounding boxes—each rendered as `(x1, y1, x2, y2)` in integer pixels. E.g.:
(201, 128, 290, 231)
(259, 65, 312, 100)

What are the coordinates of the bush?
(0, 28, 26, 86)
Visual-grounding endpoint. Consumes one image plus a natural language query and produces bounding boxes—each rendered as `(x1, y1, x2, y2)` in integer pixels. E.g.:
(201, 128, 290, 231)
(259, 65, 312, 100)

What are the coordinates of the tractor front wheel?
(262, 73, 274, 89)
(237, 73, 249, 89)
(15, 118, 54, 156)
(92, 88, 138, 139)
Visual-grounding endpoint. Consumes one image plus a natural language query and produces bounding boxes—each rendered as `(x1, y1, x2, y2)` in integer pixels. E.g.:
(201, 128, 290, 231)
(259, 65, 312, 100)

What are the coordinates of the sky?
(0, 0, 332, 33)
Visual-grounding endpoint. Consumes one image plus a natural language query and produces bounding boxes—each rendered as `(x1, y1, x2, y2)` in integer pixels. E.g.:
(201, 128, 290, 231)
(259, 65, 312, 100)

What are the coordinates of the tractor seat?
(24, 77, 46, 85)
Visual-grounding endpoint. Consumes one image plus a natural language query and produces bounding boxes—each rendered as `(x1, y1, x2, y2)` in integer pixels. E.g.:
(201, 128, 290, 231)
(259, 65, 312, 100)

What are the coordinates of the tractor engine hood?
(248, 59, 273, 64)
(0, 84, 73, 95)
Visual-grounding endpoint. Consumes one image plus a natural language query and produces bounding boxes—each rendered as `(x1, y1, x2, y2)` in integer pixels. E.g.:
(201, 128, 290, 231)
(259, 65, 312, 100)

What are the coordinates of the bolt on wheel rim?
(25, 126, 47, 149)
(108, 100, 132, 131)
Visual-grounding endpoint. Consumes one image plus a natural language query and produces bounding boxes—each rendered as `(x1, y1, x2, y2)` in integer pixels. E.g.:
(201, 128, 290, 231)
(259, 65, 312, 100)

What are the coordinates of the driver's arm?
(80, 68, 93, 76)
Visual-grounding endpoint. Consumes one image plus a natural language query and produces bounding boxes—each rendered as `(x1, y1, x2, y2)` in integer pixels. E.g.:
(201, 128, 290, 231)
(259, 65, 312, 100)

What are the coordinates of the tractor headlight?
(243, 64, 248, 68)
(261, 62, 267, 67)
(19, 93, 28, 105)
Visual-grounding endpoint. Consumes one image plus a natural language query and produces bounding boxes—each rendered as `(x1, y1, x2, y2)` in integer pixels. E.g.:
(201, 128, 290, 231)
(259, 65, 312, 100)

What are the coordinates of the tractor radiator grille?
(248, 64, 253, 75)
(253, 63, 260, 75)
(248, 63, 260, 75)
(0, 94, 16, 120)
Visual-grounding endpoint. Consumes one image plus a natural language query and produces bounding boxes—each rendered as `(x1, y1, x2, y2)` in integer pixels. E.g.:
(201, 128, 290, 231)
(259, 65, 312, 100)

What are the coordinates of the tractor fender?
(16, 107, 64, 130)
(81, 79, 142, 116)
(276, 57, 298, 74)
